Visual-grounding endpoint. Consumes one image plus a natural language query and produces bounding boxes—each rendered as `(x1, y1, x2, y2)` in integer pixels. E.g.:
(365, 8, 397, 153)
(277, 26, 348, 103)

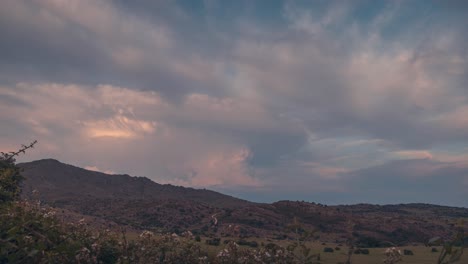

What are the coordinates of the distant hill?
(19, 159, 252, 208)
(18, 159, 468, 245)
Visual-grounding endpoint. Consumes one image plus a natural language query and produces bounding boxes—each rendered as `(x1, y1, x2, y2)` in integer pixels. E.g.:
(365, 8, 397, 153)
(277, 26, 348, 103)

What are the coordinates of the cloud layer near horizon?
(1, 0, 467, 206)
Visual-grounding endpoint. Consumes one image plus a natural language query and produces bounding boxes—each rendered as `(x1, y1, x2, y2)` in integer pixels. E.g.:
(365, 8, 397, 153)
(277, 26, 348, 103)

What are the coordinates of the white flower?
(139, 230, 154, 239)
(217, 249, 230, 258)
(23, 235, 33, 243)
(43, 211, 56, 218)
(79, 247, 90, 254)
(91, 243, 99, 251)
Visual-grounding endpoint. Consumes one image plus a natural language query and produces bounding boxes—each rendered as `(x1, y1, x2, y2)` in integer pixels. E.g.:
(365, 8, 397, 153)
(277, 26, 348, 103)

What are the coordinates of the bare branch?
(2, 140, 37, 161)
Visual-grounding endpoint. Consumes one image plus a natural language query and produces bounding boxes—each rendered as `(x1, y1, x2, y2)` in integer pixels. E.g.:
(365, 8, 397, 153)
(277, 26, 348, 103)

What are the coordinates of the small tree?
(286, 217, 321, 264)
(428, 221, 466, 264)
(0, 141, 36, 203)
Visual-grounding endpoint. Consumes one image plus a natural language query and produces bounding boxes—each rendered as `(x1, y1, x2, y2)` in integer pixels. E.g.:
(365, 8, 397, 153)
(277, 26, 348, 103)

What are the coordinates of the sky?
(1, 0, 467, 207)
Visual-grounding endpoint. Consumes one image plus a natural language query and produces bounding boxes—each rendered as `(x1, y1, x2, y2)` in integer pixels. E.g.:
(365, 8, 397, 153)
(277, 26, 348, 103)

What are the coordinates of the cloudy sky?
(1, 0, 467, 206)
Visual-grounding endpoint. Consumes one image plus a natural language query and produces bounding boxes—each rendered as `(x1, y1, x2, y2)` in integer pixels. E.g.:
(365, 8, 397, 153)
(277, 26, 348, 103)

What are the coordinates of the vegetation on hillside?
(19, 158, 468, 246)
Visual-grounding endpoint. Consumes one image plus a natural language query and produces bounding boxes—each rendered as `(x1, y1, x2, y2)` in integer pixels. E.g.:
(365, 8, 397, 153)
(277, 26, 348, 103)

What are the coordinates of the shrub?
(353, 248, 370, 254)
(383, 247, 403, 264)
(356, 235, 381, 248)
(360, 248, 370, 255)
(205, 238, 221, 246)
(0, 141, 36, 202)
(403, 249, 414, 255)
(323, 247, 334, 253)
(237, 239, 258, 248)
(428, 228, 466, 264)
(215, 241, 297, 264)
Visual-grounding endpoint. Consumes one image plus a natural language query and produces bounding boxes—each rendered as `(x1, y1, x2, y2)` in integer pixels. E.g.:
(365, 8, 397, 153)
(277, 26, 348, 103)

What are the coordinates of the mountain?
(18, 159, 468, 245)
(19, 159, 251, 208)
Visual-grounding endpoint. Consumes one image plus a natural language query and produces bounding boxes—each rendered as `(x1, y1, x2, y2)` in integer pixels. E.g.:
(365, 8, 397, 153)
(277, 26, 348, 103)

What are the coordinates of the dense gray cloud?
(345, 159, 468, 206)
(0, 0, 467, 206)
(0, 0, 228, 99)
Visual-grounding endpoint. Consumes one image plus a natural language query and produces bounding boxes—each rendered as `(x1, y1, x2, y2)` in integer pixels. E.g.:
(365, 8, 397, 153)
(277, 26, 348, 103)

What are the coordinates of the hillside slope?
(19, 159, 251, 208)
(18, 159, 468, 245)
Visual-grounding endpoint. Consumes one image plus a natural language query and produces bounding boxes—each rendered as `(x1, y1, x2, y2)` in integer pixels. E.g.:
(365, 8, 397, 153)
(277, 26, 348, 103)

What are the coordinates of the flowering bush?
(383, 247, 403, 264)
(1, 198, 321, 264)
(213, 241, 297, 264)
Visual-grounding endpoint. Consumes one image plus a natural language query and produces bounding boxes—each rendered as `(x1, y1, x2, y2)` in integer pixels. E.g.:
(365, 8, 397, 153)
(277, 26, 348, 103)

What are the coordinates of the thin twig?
(1, 140, 37, 161)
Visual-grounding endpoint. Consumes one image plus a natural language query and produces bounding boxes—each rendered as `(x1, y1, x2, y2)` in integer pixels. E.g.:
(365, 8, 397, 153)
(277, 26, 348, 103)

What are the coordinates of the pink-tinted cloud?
(1, 0, 468, 205)
(81, 115, 157, 139)
(166, 147, 261, 188)
(394, 150, 433, 160)
(1, 82, 268, 188)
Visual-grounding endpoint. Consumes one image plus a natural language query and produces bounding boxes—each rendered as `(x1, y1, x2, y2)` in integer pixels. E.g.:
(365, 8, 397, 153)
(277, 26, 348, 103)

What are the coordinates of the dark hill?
(18, 159, 468, 245)
(19, 159, 252, 208)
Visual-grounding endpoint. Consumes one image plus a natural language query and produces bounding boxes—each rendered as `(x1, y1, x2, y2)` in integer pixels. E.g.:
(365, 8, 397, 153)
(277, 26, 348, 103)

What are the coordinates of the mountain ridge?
(17, 158, 468, 245)
(19, 158, 253, 208)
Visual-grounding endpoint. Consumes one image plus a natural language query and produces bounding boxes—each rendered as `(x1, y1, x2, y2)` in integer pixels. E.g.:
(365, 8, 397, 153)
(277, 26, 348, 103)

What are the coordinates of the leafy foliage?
(0, 141, 36, 202)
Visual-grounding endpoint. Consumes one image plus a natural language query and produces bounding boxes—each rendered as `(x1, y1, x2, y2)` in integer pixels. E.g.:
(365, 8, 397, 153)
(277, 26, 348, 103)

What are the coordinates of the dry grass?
(196, 237, 468, 264)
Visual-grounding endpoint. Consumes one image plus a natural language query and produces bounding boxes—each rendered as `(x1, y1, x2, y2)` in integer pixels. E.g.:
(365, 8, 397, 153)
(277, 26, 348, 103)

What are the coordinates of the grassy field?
(123, 231, 467, 263)
(305, 244, 467, 264)
(199, 238, 467, 264)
